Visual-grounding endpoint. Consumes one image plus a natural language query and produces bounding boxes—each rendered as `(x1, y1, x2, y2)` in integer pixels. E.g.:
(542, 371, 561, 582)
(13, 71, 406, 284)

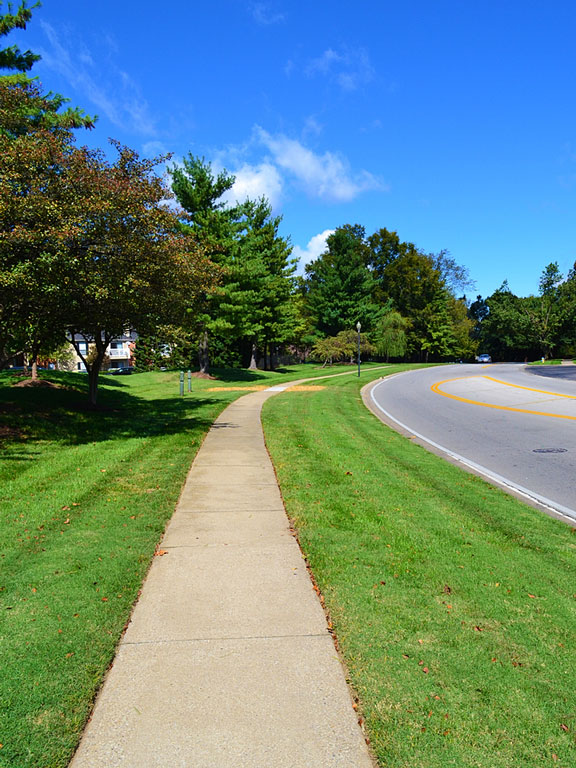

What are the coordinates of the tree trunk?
(88, 367, 100, 407)
(248, 341, 258, 370)
(30, 339, 40, 381)
(198, 329, 209, 374)
(87, 332, 107, 407)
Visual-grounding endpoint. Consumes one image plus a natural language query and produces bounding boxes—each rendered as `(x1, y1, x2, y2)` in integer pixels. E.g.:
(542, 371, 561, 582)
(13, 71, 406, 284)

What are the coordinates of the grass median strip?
(262, 366, 576, 768)
(0, 363, 368, 768)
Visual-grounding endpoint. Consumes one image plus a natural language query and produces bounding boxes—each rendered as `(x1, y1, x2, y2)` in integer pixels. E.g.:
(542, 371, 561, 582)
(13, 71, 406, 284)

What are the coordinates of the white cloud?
(306, 46, 374, 91)
(39, 22, 156, 136)
(142, 141, 170, 158)
(251, 2, 285, 25)
(308, 48, 344, 76)
(255, 127, 385, 202)
(302, 115, 323, 137)
(222, 162, 284, 209)
(293, 230, 335, 271)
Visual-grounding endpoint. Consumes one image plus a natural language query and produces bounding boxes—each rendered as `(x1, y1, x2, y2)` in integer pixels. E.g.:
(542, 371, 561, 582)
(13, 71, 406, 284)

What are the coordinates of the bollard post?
(179, 370, 184, 396)
(187, 369, 192, 392)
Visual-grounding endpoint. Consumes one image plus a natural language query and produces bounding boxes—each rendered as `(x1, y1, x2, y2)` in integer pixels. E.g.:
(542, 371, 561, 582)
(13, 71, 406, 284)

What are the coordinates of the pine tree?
(0, 1, 96, 135)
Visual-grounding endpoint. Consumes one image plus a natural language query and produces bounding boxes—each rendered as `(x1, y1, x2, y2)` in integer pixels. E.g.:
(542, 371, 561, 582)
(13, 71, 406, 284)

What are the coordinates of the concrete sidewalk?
(70, 385, 375, 768)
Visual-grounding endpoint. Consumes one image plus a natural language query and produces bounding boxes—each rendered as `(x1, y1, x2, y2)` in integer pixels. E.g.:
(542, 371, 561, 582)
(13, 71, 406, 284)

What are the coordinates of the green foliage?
(373, 310, 409, 360)
(0, 90, 215, 401)
(476, 264, 576, 361)
(170, 154, 239, 243)
(0, 2, 95, 134)
(304, 224, 378, 337)
(311, 329, 374, 365)
(557, 263, 576, 356)
(303, 225, 476, 361)
(420, 289, 459, 360)
(0, 0, 41, 73)
(134, 326, 192, 370)
(171, 155, 298, 371)
(521, 262, 565, 358)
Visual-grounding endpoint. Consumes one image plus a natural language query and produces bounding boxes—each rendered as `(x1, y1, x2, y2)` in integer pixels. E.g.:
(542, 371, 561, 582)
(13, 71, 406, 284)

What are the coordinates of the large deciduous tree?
(520, 262, 564, 359)
(374, 310, 409, 361)
(556, 264, 576, 357)
(0, 3, 96, 374)
(0, 101, 214, 402)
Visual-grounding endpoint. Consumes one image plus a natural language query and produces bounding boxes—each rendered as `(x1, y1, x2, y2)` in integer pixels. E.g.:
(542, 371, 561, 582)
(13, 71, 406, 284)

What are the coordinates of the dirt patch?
(12, 378, 62, 389)
(0, 424, 25, 441)
(191, 372, 216, 380)
(288, 385, 326, 391)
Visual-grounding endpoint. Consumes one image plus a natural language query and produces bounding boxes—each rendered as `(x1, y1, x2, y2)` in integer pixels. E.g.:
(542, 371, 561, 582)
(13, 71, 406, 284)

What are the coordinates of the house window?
(77, 342, 88, 355)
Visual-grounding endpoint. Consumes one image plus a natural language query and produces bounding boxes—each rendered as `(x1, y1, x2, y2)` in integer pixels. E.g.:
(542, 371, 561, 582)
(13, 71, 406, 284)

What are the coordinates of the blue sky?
(9, 0, 576, 298)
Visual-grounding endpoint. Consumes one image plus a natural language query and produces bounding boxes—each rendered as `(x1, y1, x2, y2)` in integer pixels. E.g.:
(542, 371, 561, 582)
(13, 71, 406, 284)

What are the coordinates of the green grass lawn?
(0, 362, 373, 768)
(262, 367, 576, 768)
(528, 359, 563, 365)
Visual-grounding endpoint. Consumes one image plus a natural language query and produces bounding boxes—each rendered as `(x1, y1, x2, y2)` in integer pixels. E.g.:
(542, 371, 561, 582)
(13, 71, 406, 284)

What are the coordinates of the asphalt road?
(369, 363, 576, 523)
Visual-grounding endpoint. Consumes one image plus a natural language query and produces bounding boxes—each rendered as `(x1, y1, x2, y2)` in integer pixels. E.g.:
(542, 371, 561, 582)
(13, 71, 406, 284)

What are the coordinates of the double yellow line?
(431, 375, 576, 421)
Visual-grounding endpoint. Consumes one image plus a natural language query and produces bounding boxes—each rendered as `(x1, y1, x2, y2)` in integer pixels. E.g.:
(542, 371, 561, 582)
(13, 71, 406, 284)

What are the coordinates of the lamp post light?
(356, 321, 361, 377)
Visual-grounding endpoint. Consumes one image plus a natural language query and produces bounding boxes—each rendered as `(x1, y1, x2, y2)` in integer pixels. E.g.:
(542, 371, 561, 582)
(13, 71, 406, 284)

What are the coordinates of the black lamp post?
(356, 321, 361, 377)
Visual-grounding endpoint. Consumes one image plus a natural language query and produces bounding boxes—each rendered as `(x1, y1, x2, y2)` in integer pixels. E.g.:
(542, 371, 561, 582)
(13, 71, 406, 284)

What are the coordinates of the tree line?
(1, 2, 575, 407)
(469, 264, 576, 361)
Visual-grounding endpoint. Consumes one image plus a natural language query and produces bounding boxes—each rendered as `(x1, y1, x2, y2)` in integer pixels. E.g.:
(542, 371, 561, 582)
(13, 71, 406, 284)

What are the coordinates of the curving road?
(369, 363, 576, 523)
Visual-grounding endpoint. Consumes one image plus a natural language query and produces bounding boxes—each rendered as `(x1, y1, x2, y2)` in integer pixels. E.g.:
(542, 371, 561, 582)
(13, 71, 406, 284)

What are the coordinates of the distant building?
(70, 331, 137, 372)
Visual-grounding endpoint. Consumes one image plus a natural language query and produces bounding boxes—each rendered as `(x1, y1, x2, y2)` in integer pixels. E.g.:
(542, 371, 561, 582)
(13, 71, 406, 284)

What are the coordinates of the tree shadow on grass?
(208, 367, 286, 383)
(0, 371, 219, 454)
(208, 365, 326, 383)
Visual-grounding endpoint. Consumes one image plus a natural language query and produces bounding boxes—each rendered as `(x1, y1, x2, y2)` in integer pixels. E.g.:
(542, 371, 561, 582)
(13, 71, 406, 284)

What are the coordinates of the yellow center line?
(430, 376, 576, 421)
(482, 376, 576, 399)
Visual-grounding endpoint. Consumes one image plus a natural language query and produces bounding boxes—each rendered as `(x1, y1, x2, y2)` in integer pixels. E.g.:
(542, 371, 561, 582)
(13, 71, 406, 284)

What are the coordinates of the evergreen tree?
(304, 224, 378, 337)
(0, 1, 96, 135)
(171, 156, 297, 371)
